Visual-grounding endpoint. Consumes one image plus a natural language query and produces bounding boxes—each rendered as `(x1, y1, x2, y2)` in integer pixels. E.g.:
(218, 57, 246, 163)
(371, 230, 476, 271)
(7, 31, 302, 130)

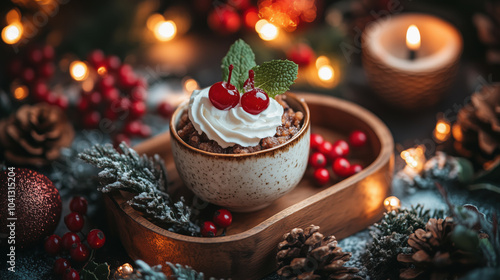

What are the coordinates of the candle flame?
(406, 24, 421, 51)
(384, 196, 401, 211)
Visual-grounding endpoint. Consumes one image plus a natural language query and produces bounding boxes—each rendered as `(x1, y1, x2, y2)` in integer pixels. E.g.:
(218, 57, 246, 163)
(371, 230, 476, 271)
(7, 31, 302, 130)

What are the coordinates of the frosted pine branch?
(79, 142, 199, 236)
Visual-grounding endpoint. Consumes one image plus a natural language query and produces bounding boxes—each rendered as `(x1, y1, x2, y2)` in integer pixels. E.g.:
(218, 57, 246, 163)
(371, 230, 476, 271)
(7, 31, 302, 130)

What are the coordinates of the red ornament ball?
(0, 168, 62, 248)
(213, 209, 232, 228)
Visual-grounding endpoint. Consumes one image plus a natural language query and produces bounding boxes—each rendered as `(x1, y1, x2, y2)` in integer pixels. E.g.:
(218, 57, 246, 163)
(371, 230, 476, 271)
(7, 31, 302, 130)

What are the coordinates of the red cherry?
(28, 48, 43, 65)
(61, 232, 81, 251)
(102, 87, 120, 103)
(138, 124, 151, 138)
(63, 268, 80, 280)
(113, 133, 131, 147)
(53, 258, 70, 275)
(241, 88, 269, 114)
(349, 130, 367, 147)
(87, 229, 106, 249)
(309, 152, 327, 169)
(310, 133, 324, 150)
(130, 86, 147, 101)
(83, 111, 101, 129)
(157, 101, 174, 119)
(77, 98, 90, 112)
(332, 157, 351, 178)
(201, 221, 217, 237)
(130, 101, 146, 119)
(70, 243, 89, 262)
(88, 49, 105, 68)
(99, 75, 115, 90)
(318, 141, 333, 156)
(42, 45, 55, 61)
(104, 55, 121, 71)
(32, 81, 49, 101)
(213, 209, 232, 228)
(209, 64, 240, 110)
(44, 234, 62, 255)
(64, 212, 84, 232)
(69, 196, 88, 215)
(349, 164, 363, 176)
(313, 168, 330, 185)
(21, 67, 35, 83)
(55, 96, 69, 110)
(124, 120, 142, 136)
(38, 62, 55, 79)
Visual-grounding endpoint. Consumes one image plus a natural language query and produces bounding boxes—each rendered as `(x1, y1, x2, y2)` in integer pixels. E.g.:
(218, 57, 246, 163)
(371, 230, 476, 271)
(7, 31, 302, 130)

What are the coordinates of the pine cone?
(277, 225, 361, 280)
(473, 0, 500, 64)
(454, 84, 500, 166)
(0, 103, 74, 166)
(397, 217, 485, 279)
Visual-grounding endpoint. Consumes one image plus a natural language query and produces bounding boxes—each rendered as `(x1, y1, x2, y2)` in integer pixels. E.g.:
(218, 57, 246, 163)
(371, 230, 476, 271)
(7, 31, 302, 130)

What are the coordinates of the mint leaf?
(221, 39, 256, 92)
(252, 60, 298, 98)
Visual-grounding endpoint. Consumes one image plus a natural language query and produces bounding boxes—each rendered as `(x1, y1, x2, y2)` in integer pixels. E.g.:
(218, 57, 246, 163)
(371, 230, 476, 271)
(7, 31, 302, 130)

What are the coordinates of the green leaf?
(451, 224, 479, 252)
(81, 261, 110, 280)
(253, 60, 298, 98)
(467, 183, 500, 195)
(221, 39, 256, 92)
(455, 157, 474, 184)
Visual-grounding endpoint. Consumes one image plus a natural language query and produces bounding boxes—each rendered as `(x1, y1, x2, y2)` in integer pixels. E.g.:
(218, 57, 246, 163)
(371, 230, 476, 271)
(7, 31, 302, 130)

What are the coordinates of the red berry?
(287, 43, 315, 67)
(349, 130, 367, 147)
(157, 101, 174, 119)
(69, 196, 88, 215)
(130, 101, 146, 118)
(54, 96, 68, 110)
(124, 120, 142, 136)
(113, 133, 130, 147)
(44, 234, 62, 255)
(83, 111, 101, 129)
(115, 97, 131, 112)
(99, 75, 115, 90)
(102, 87, 120, 103)
(318, 141, 333, 156)
(63, 268, 80, 280)
(88, 49, 105, 68)
(313, 168, 330, 185)
(42, 45, 55, 61)
(134, 77, 148, 89)
(87, 91, 102, 105)
(118, 65, 137, 89)
(61, 232, 81, 250)
(309, 152, 327, 168)
(104, 55, 121, 71)
(38, 62, 55, 79)
(77, 98, 90, 112)
(70, 243, 90, 262)
(130, 86, 147, 101)
(45, 92, 58, 105)
(201, 221, 218, 237)
(118, 64, 133, 77)
(332, 157, 351, 177)
(213, 209, 232, 228)
(104, 108, 119, 121)
(310, 133, 324, 150)
(327, 144, 345, 160)
(64, 212, 84, 232)
(87, 229, 106, 249)
(21, 67, 35, 83)
(28, 48, 43, 65)
(209, 64, 240, 110)
(138, 124, 151, 138)
(53, 258, 70, 275)
(32, 81, 49, 101)
(349, 164, 363, 176)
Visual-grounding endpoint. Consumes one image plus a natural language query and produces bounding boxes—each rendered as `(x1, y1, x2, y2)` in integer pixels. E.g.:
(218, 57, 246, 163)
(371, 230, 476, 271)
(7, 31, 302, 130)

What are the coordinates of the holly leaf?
(80, 261, 109, 280)
(455, 157, 474, 184)
(252, 60, 298, 98)
(221, 39, 256, 92)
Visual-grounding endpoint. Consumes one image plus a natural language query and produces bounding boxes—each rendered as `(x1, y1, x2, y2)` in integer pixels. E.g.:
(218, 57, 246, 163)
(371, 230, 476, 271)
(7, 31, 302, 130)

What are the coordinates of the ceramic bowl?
(169, 93, 310, 212)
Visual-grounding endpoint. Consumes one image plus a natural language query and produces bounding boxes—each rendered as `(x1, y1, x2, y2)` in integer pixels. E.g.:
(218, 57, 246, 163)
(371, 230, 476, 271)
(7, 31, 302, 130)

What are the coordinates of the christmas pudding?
(170, 40, 310, 212)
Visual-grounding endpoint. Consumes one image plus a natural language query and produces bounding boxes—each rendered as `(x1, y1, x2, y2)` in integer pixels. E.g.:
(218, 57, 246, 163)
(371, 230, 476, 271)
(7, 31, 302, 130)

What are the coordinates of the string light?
(255, 20, 279, 41)
(13, 85, 29, 100)
(69, 61, 89, 81)
(318, 65, 334, 82)
(183, 78, 199, 94)
(383, 196, 401, 211)
(116, 263, 133, 275)
(6, 9, 21, 24)
(433, 119, 451, 143)
(2, 22, 23, 45)
(154, 20, 177, 42)
(97, 66, 107, 76)
(400, 145, 426, 173)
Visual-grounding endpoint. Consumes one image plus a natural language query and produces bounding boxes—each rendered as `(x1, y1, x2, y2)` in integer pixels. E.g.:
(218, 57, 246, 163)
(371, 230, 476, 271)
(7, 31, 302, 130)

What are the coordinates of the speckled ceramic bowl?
(170, 93, 310, 212)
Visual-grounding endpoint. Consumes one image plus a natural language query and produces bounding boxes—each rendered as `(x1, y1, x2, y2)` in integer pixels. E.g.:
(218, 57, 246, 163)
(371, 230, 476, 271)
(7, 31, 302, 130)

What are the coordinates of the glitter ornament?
(0, 168, 62, 248)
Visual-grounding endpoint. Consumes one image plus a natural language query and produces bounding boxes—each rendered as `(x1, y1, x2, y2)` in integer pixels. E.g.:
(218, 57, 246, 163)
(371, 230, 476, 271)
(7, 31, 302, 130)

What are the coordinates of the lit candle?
(433, 119, 451, 143)
(406, 24, 420, 60)
(384, 196, 401, 211)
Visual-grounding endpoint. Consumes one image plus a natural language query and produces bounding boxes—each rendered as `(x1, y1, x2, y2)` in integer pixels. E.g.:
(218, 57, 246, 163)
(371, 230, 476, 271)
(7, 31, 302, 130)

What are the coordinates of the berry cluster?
(44, 196, 106, 280)
(76, 50, 150, 146)
(209, 66, 270, 115)
(201, 209, 233, 237)
(309, 130, 368, 185)
(7, 45, 67, 108)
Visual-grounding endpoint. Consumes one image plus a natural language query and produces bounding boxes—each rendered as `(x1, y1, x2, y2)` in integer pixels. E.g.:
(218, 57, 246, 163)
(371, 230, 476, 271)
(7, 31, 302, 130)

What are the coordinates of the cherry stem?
(227, 64, 234, 84)
(248, 69, 255, 89)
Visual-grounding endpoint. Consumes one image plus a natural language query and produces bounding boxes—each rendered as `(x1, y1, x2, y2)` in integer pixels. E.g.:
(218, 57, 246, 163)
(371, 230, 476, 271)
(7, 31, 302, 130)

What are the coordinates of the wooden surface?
(104, 93, 394, 279)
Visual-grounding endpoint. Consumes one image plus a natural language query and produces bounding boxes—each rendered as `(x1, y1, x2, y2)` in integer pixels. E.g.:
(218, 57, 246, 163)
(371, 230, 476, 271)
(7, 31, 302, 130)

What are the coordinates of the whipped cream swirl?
(188, 87, 284, 148)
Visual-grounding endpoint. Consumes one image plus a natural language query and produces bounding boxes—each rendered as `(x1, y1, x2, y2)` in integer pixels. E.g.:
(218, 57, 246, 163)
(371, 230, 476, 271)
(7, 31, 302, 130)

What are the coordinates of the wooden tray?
(104, 93, 394, 279)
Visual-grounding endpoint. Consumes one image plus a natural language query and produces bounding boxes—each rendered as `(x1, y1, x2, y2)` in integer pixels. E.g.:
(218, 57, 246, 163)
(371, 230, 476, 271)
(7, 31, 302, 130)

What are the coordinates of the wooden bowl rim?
(111, 93, 394, 244)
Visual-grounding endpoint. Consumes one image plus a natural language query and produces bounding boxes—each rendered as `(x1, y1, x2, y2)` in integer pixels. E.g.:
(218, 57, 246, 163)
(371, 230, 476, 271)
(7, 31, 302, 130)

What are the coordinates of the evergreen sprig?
(78, 143, 199, 236)
(362, 205, 445, 280)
